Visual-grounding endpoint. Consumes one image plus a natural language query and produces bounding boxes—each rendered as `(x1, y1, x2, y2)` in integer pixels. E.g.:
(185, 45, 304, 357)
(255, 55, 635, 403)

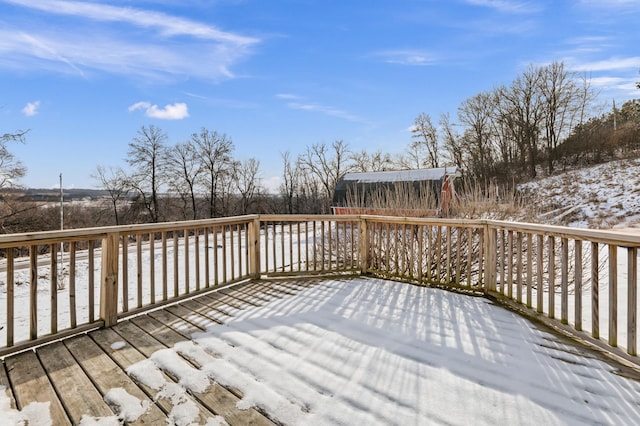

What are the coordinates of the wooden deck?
(0, 277, 323, 425)
(2, 276, 640, 425)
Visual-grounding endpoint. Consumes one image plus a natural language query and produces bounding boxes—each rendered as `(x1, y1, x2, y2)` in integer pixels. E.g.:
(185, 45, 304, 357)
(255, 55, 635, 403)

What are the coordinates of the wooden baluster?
(526, 233, 533, 308)
(507, 230, 513, 299)
(50, 243, 58, 334)
(30, 245, 38, 340)
(627, 247, 637, 356)
(7, 247, 15, 347)
(122, 236, 129, 312)
(69, 241, 77, 328)
(161, 232, 168, 300)
(609, 245, 617, 347)
(137, 233, 142, 308)
(88, 240, 95, 321)
(536, 234, 543, 313)
(204, 228, 210, 287)
(149, 233, 156, 303)
(561, 237, 569, 324)
(574, 240, 583, 331)
(592, 242, 599, 339)
(548, 236, 556, 319)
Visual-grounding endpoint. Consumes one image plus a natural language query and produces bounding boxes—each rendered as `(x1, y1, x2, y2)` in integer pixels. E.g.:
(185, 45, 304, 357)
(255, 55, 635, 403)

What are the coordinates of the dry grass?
(450, 181, 537, 221)
(344, 181, 439, 217)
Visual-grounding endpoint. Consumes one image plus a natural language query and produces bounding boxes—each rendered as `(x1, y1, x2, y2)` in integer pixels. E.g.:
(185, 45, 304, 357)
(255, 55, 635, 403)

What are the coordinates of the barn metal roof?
(340, 167, 458, 183)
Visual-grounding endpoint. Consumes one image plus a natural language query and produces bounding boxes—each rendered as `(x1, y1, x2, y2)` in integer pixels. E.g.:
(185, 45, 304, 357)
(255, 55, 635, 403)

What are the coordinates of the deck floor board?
(64, 334, 167, 425)
(0, 361, 16, 410)
(38, 341, 114, 423)
(5, 350, 71, 425)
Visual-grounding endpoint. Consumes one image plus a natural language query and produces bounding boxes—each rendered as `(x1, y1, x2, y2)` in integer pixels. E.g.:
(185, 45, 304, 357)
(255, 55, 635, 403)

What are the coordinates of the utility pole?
(613, 99, 617, 132)
(60, 173, 64, 231)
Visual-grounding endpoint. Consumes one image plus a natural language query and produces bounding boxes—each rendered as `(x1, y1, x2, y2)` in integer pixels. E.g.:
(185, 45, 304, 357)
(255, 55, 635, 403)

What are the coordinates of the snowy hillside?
(518, 157, 640, 229)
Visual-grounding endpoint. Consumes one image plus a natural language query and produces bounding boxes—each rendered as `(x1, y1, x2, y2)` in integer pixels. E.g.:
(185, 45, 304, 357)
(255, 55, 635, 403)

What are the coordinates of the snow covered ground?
(13, 276, 639, 425)
(519, 157, 640, 228)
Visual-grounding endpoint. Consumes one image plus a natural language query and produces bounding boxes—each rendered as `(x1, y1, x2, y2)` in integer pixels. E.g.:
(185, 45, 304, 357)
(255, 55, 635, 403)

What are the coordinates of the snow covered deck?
(2, 276, 639, 425)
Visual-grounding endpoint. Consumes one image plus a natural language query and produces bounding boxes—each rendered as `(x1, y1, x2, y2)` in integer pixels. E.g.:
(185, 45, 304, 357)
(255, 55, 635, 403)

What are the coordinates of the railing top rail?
(260, 214, 360, 222)
(0, 215, 260, 246)
(484, 219, 640, 247)
(113, 215, 259, 235)
(358, 215, 483, 227)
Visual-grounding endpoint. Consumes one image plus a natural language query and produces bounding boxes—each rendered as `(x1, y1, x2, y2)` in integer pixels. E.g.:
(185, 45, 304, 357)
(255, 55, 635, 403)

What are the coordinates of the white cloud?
(129, 101, 189, 120)
(464, 0, 542, 13)
(374, 50, 438, 66)
(2, 0, 257, 45)
(21, 100, 40, 116)
(588, 76, 639, 93)
(275, 93, 363, 122)
(568, 56, 640, 72)
(286, 102, 362, 122)
(579, 0, 640, 7)
(275, 93, 301, 100)
(0, 0, 259, 82)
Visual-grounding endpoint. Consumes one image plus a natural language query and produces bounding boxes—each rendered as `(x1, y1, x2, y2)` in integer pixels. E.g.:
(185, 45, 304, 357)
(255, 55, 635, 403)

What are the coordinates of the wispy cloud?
(276, 94, 363, 122)
(0, 0, 259, 81)
(287, 102, 363, 122)
(2, 0, 257, 45)
(588, 76, 639, 95)
(464, 0, 542, 14)
(374, 50, 439, 66)
(559, 36, 614, 56)
(275, 93, 302, 100)
(21, 100, 40, 116)
(129, 101, 189, 120)
(567, 56, 640, 72)
(579, 0, 640, 8)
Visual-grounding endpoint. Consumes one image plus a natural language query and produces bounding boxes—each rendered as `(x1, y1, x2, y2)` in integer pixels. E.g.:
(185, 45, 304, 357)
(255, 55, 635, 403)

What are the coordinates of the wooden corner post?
(358, 218, 369, 274)
(100, 232, 120, 327)
(482, 223, 497, 294)
(249, 217, 261, 279)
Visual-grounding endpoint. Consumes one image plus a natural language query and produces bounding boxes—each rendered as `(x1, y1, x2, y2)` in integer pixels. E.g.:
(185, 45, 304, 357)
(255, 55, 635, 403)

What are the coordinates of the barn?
(332, 167, 459, 216)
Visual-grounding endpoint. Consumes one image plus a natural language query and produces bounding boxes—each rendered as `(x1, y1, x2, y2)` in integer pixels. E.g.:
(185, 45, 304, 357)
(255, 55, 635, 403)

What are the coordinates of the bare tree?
(0, 130, 27, 189)
(458, 91, 496, 182)
(166, 141, 202, 220)
(298, 140, 353, 212)
(235, 158, 262, 214)
(280, 151, 301, 214)
(219, 161, 238, 217)
(350, 149, 394, 172)
(410, 112, 439, 168)
(127, 125, 168, 223)
(538, 61, 594, 173)
(439, 113, 464, 172)
(497, 65, 545, 178)
(93, 165, 129, 225)
(192, 128, 234, 218)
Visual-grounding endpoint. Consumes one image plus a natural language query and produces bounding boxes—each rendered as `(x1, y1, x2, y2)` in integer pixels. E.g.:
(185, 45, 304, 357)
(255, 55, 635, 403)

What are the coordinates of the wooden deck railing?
(0, 214, 638, 366)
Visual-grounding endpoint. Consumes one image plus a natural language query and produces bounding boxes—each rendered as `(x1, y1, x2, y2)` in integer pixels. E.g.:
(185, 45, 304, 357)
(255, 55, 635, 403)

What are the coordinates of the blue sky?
(1, 0, 639, 191)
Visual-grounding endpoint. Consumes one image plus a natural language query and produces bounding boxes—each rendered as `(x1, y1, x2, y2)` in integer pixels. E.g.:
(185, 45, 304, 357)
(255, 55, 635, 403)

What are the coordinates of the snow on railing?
(0, 215, 638, 367)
